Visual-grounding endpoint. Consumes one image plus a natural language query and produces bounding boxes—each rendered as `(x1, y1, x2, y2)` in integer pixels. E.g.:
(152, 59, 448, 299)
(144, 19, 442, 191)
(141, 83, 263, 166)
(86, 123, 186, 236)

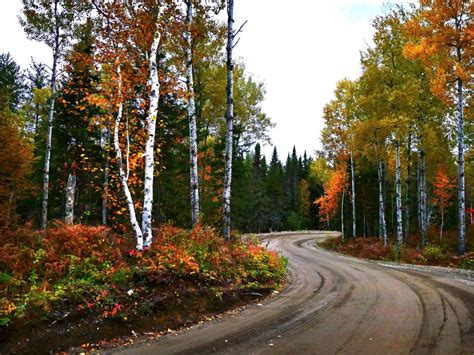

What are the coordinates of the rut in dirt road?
(113, 232, 474, 355)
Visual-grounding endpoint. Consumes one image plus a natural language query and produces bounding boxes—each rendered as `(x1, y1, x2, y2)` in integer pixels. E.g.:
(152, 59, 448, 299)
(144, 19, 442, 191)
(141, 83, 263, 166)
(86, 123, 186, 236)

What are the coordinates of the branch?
(232, 37, 241, 49)
(233, 20, 248, 39)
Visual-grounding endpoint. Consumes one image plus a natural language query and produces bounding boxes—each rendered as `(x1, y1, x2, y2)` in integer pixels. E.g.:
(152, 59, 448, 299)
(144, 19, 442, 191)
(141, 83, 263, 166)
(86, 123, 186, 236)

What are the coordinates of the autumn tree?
(321, 79, 360, 238)
(315, 162, 348, 241)
(20, 0, 88, 228)
(404, 0, 473, 254)
(432, 165, 456, 242)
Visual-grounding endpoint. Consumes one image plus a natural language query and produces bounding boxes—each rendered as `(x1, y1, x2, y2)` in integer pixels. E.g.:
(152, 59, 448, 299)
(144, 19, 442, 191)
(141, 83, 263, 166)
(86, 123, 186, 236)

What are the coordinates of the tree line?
(316, 1, 472, 255)
(1, 0, 326, 248)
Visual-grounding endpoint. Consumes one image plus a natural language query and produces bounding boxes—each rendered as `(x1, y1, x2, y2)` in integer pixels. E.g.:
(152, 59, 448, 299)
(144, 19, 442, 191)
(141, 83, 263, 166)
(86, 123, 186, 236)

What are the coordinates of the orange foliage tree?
(315, 161, 348, 239)
(0, 111, 34, 226)
(432, 165, 456, 242)
(403, 0, 473, 254)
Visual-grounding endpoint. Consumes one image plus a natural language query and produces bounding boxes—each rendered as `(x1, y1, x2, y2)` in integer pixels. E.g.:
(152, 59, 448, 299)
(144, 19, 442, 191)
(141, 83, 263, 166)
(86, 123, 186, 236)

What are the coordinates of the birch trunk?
(114, 66, 143, 249)
(64, 172, 76, 224)
(41, 1, 59, 229)
(395, 141, 403, 251)
(185, 0, 200, 226)
(350, 151, 356, 238)
(456, 77, 465, 255)
(141, 30, 161, 248)
(420, 148, 427, 247)
(378, 160, 387, 246)
(222, 0, 235, 240)
(405, 134, 411, 241)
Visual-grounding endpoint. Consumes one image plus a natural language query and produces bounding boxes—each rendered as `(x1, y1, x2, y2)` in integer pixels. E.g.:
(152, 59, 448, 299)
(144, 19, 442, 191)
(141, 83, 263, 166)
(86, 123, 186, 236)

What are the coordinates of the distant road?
(115, 232, 474, 354)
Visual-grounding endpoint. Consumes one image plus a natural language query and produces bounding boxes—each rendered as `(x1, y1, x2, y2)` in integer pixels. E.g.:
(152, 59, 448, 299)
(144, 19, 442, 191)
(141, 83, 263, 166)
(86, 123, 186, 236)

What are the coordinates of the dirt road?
(115, 232, 474, 354)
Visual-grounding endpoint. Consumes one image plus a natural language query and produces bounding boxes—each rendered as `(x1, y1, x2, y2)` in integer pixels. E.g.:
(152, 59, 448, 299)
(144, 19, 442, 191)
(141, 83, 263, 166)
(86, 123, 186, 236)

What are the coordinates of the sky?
(0, 0, 403, 159)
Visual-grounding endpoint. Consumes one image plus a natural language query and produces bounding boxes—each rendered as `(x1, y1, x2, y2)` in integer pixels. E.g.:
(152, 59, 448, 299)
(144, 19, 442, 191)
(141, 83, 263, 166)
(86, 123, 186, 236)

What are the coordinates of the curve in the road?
(113, 232, 474, 355)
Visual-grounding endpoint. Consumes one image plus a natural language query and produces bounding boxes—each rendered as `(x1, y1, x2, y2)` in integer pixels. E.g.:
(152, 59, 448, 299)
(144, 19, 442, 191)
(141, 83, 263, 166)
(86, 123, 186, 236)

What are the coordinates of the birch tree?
(92, 0, 171, 248)
(184, 0, 200, 226)
(20, 0, 86, 228)
(64, 171, 77, 224)
(113, 65, 144, 248)
(142, 28, 161, 248)
(404, 0, 473, 254)
(222, 0, 235, 240)
(395, 140, 403, 253)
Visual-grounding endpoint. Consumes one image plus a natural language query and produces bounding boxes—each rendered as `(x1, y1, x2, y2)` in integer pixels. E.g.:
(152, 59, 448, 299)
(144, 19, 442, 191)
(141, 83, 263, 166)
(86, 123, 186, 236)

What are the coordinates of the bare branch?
(233, 19, 248, 38)
(232, 37, 241, 49)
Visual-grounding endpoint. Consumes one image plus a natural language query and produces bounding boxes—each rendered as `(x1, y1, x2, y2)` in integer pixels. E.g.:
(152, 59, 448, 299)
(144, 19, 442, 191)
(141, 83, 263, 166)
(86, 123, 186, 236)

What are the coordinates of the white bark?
(185, 0, 200, 226)
(114, 65, 143, 249)
(350, 151, 356, 238)
(141, 29, 161, 248)
(64, 172, 76, 224)
(405, 134, 411, 241)
(456, 76, 465, 255)
(395, 141, 403, 251)
(378, 160, 387, 246)
(420, 148, 427, 247)
(223, 0, 235, 240)
(41, 0, 60, 229)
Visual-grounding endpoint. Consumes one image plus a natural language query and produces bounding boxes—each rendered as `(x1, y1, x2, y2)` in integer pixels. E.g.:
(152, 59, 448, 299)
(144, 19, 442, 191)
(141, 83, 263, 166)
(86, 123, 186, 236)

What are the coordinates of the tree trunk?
(185, 0, 200, 226)
(420, 148, 427, 247)
(395, 141, 403, 252)
(456, 77, 465, 255)
(440, 207, 444, 243)
(350, 151, 356, 238)
(141, 30, 161, 248)
(41, 2, 59, 229)
(405, 133, 411, 241)
(64, 172, 76, 225)
(223, 0, 235, 240)
(378, 160, 387, 246)
(102, 128, 110, 225)
(341, 188, 345, 243)
(114, 65, 143, 249)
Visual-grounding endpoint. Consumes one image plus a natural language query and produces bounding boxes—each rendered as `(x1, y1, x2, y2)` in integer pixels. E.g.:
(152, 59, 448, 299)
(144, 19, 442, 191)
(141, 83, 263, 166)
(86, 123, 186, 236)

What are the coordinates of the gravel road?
(114, 232, 474, 355)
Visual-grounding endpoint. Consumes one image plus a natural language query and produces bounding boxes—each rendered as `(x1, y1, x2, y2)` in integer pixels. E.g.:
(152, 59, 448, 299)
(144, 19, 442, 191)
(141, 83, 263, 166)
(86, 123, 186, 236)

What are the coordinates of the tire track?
(114, 232, 473, 355)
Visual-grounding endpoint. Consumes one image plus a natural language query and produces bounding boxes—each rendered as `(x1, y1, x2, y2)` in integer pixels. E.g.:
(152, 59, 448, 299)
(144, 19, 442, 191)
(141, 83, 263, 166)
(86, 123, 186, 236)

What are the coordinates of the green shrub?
(422, 245, 447, 263)
(459, 257, 474, 270)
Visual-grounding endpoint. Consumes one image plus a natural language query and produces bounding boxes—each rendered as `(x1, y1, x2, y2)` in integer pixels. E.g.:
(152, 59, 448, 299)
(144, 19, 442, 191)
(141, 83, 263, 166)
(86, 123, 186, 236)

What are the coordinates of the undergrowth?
(0, 223, 287, 331)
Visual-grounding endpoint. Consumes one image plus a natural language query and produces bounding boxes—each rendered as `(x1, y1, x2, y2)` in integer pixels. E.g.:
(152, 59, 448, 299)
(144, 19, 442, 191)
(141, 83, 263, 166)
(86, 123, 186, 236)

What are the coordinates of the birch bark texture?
(113, 65, 144, 249)
(42, 47, 58, 229)
(419, 148, 427, 247)
(222, 0, 235, 240)
(405, 134, 411, 241)
(20, 0, 84, 228)
(395, 141, 403, 251)
(350, 151, 356, 238)
(141, 29, 161, 248)
(64, 172, 76, 224)
(456, 76, 465, 255)
(41, 0, 60, 229)
(185, 0, 200, 226)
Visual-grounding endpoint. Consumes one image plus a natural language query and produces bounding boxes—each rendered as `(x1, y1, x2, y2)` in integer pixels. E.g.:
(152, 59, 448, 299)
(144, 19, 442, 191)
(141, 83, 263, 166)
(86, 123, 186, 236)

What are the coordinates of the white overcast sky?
(0, 0, 407, 159)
